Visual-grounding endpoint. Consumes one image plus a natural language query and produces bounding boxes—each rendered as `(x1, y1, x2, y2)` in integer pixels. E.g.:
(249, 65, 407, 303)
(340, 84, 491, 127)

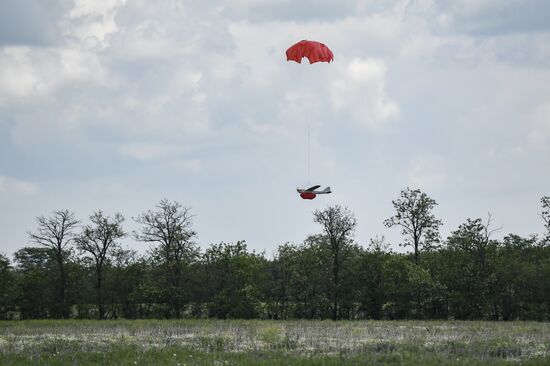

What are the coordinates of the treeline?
(1, 190, 549, 321)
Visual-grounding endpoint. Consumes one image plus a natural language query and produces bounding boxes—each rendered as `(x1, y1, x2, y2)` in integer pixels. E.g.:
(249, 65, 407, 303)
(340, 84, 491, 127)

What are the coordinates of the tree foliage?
(0, 253, 14, 319)
(3, 194, 550, 321)
(542, 196, 550, 243)
(313, 205, 357, 319)
(203, 241, 267, 319)
(75, 211, 125, 319)
(134, 199, 199, 318)
(384, 188, 442, 263)
(27, 210, 79, 318)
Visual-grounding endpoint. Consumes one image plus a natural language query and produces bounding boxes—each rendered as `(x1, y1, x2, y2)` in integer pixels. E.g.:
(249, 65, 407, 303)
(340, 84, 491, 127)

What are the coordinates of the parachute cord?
(307, 123, 311, 184)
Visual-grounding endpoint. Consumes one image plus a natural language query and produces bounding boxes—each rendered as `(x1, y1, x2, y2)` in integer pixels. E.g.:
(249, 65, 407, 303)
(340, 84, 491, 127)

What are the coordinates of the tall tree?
(76, 211, 125, 319)
(285, 237, 331, 319)
(13, 247, 57, 318)
(103, 248, 144, 319)
(384, 188, 442, 263)
(268, 243, 297, 319)
(313, 205, 357, 320)
(541, 196, 550, 244)
(356, 237, 390, 319)
(28, 210, 79, 318)
(203, 241, 267, 319)
(134, 199, 198, 318)
(444, 216, 500, 319)
(0, 254, 14, 319)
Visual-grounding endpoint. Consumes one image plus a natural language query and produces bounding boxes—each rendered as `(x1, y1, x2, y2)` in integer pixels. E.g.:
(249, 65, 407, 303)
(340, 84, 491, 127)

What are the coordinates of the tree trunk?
(57, 253, 69, 318)
(332, 246, 339, 320)
(413, 233, 419, 264)
(96, 264, 104, 320)
(172, 261, 182, 319)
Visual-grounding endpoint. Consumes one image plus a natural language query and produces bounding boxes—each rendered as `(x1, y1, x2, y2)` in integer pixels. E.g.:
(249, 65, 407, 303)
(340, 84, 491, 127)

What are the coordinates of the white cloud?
(0, 0, 124, 103)
(407, 156, 447, 191)
(168, 159, 202, 173)
(0, 47, 36, 99)
(0, 0, 69, 46)
(69, 0, 127, 18)
(0, 176, 38, 196)
(65, 0, 127, 48)
(118, 143, 189, 161)
(1, 0, 550, 255)
(529, 102, 550, 151)
(450, 0, 523, 17)
(330, 58, 399, 127)
(436, 0, 550, 35)
(0, 46, 105, 102)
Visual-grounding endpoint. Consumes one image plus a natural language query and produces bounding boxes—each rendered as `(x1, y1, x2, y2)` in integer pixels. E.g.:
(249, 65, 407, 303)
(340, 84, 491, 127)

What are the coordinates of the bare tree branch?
(27, 209, 79, 318)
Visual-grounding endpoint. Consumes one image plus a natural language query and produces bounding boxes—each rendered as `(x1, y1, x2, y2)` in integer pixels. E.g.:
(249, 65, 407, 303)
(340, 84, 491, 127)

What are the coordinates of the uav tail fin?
(322, 187, 331, 193)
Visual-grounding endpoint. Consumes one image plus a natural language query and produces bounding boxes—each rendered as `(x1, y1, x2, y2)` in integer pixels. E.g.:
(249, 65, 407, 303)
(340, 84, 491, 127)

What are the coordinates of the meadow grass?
(0, 319, 549, 365)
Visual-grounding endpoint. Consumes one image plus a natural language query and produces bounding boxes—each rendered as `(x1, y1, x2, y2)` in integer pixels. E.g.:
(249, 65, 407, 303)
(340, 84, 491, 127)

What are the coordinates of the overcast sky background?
(1, 0, 549, 257)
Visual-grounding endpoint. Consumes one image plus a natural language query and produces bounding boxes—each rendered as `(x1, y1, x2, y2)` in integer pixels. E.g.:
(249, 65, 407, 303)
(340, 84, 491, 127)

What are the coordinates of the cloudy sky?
(1, 0, 549, 257)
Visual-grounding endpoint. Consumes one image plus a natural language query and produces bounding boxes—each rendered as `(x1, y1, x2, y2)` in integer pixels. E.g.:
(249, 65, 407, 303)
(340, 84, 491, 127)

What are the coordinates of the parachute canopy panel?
(286, 40, 334, 64)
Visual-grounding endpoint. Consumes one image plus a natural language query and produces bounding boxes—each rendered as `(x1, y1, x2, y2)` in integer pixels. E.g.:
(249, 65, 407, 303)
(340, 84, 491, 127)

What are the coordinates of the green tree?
(541, 196, 550, 244)
(336, 242, 364, 319)
(75, 211, 125, 319)
(204, 241, 267, 319)
(28, 210, 79, 318)
(376, 254, 442, 319)
(494, 234, 538, 320)
(69, 255, 95, 319)
(419, 250, 449, 319)
(134, 200, 199, 318)
(0, 253, 15, 319)
(13, 247, 57, 318)
(313, 205, 357, 320)
(286, 237, 331, 319)
(265, 243, 295, 319)
(443, 217, 499, 319)
(104, 248, 145, 319)
(355, 236, 390, 319)
(384, 188, 442, 264)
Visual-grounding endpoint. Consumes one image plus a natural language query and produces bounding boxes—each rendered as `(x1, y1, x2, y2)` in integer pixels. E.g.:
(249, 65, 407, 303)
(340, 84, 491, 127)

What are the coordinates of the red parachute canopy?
(300, 192, 316, 200)
(286, 40, 333, 64)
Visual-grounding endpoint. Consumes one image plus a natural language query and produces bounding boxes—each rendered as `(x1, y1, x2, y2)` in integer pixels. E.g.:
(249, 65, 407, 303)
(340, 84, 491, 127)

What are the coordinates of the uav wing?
(305, 185, 321, 192)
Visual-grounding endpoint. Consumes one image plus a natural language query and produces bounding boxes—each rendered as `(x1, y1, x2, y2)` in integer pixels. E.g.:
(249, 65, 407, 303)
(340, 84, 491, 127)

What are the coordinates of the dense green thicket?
(1, 191, 549, 321)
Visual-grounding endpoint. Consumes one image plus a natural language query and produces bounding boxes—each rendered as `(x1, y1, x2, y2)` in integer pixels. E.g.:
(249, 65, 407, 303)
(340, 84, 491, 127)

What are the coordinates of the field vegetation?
(1, 320, 549, 365)
(1, 190, 550, 364)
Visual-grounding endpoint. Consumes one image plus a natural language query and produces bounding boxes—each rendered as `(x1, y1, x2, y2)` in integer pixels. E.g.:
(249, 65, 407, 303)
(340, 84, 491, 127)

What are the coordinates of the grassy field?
(0, 319, 549, 365)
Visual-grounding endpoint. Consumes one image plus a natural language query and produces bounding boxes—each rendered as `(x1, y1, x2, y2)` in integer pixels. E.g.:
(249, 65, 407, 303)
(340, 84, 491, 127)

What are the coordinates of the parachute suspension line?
(307, 123, 311, 184)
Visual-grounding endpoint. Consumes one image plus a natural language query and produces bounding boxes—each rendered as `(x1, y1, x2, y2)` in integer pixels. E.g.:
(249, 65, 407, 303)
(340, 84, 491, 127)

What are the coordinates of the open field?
(0, 320, 549, 365)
